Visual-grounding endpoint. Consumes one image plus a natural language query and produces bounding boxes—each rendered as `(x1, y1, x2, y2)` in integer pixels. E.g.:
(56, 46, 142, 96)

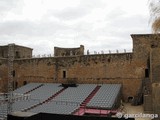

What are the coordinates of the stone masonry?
(0, 34, 160, 118)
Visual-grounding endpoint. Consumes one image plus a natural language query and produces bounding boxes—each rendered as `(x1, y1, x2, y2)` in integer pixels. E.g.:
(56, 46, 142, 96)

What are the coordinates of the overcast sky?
(0, 0, 151, 55)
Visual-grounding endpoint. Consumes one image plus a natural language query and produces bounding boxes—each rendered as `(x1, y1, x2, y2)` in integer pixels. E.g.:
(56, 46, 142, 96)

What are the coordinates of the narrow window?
(15, 51, 20, 58)
(12, 70, 15, 77)
(145, 69, 149, 78)
(63, 70, 66, 78)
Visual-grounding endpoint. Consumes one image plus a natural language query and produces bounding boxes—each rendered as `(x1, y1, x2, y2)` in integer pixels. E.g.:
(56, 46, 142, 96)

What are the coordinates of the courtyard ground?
(123, 103, 153, 120)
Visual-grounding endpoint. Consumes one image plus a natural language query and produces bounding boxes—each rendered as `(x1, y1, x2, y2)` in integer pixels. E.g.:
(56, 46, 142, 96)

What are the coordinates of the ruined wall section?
(0, 44, 33, 59)
(54, 45, 84, 57)
(0, 46, 8, 58)
(14, 45, 33, 58)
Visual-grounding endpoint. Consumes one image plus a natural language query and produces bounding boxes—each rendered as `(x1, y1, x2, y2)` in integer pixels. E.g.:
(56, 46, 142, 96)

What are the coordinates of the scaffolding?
(7, 44, 15, 114)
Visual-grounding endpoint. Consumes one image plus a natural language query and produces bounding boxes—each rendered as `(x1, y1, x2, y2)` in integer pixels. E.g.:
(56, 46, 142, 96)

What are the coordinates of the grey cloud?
(87, 36, 133, 53)
(105, 6, 150, 32)
(99, 13, 151, 40)
(0, 0, 23, 16)
(53, 7, 90, 21)
(50, 0, 106, 21)
(107, 14, 149, 29)
(105, 7, 127, 21)
(79, 0, 106, 9)
(72, 21, 94, 33)
(0, 20, 69, 36)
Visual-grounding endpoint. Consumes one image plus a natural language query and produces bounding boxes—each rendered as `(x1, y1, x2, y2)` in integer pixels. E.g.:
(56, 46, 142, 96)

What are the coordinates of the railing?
(32, 54, 54, 58)
(85, 49, 133, 55)
(0, 93, 31, 104)
(30, 49, 133, 58)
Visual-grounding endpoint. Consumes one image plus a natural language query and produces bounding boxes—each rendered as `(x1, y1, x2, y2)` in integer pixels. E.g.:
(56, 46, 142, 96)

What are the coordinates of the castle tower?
(131, 34, 160, 119)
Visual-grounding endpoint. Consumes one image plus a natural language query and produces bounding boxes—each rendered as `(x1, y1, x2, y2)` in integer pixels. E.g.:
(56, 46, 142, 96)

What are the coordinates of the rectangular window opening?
(12, 70, 15, 77)
(145, 69, 149, 78)
(63, 70, 66, 78)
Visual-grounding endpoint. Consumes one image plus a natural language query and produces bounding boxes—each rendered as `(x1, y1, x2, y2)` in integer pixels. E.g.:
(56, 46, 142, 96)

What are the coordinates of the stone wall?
(14, 58, 56, 86)
(13, 52, 144, 102)
(131, 34, 160, 60)
(150, 48, 160, 118)
(132, 34, 160, 118)
(0, 58, 8, 92)
(0, 45, 8, 58)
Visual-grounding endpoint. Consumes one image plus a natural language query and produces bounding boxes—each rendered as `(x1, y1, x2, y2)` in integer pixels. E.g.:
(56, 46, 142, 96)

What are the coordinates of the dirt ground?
(122, 103, 153, 120)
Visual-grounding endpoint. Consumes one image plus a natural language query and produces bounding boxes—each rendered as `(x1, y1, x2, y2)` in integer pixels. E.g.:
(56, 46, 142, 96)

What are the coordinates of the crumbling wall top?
(54, 45, 84, 57)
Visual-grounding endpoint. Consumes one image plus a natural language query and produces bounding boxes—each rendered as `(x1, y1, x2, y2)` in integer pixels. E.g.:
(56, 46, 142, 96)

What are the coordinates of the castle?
(0, 34, 160, 117)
